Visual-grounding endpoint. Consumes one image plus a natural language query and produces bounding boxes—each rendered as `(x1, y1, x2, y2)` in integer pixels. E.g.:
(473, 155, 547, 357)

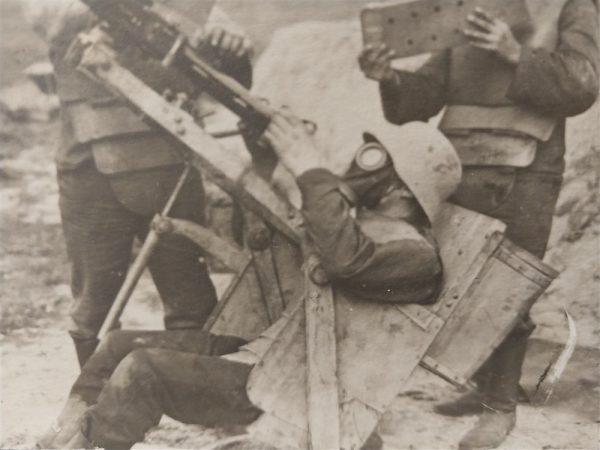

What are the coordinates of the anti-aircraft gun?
(71, 1, 566, 448)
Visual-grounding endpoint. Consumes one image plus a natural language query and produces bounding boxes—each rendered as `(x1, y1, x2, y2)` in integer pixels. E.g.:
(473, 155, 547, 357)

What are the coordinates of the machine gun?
(74, 3, 564, 448)
(80, 0, 272, 133)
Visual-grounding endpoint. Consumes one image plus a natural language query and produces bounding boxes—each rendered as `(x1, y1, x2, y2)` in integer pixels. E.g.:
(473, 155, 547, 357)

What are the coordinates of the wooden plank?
(429, 204, 505, 320)
(305, 282, 340, 450)
(205, 262, 271, 341)
(252, 248, 285, 324)
(246, 302, 308, 432)
(269, 232, 305, 307)
(339, 398, 380, 450)
(246, 412, 308, 450)
(336, 293, 444, 414)
(361, 0, 531, 58)
(167, 218, 250, 273)
(242, 210, 286, 324)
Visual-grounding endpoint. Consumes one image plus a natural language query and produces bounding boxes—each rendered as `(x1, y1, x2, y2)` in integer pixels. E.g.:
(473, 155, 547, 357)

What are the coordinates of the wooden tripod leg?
(96, 166, 191, 341)
(243, 209, 286, 324)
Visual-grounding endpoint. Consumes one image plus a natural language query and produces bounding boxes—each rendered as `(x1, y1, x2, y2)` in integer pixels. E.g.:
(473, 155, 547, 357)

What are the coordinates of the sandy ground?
(1, 1, 600, 449)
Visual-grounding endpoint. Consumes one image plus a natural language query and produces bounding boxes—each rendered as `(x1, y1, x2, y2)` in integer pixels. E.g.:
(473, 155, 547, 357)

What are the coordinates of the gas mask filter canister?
(354, 141, 389, 172)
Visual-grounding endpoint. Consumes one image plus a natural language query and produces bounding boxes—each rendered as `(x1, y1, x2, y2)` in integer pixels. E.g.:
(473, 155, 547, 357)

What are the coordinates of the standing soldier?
(28, 0, 254, 368)
(358, 0, 599, 448)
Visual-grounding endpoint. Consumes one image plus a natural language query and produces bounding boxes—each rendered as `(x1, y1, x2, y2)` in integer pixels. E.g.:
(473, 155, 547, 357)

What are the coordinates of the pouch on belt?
(440, 105, 556, 168)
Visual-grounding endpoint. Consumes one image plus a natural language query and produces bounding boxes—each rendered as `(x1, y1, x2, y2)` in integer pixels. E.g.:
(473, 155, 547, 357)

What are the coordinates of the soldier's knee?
(110, 349, 157, 389)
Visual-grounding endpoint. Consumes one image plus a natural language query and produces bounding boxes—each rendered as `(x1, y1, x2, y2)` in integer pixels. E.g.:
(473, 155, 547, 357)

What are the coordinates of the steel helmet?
(363, 122, 462, 222)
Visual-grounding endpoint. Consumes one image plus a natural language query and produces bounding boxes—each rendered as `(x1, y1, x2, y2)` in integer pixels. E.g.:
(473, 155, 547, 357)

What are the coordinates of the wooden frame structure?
(80, 42, 558, 449)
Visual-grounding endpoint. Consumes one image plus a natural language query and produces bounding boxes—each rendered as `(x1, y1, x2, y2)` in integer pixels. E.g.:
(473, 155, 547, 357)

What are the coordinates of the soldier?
(358, 1, 599, 448)
(33, 1, 254, 368)
(37, 110, 461, 449)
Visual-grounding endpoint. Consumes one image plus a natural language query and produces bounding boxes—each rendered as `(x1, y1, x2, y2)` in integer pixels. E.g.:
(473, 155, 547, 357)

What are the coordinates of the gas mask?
(341, 140, 397, 209)
(343, 138, 420, 221)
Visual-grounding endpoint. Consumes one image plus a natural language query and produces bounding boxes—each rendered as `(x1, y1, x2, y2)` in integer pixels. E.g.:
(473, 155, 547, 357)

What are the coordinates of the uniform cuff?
(506, 46, 537, 103)
(297, 168, 340, 198)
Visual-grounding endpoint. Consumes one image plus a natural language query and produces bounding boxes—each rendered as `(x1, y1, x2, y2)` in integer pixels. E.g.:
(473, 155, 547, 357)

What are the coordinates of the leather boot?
(37, 396, 89, 449)
(434, 389, 485, 417)
(435, 386, 529, 417)
(458, 328, 528, 449)
(458, 410, 516, 450)
(483, 328, 529, 413)
(73, 337, 100, 369)
(435, 366, 489, 417)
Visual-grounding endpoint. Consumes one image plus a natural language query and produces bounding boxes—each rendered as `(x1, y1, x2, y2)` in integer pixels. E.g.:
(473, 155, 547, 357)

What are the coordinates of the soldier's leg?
(451, 171, 562, 449)
(39, 329, 247, 448)
(58, 163, 139, 367)
(110, 165, 218, 330)
(480, 171, 561, 403)
(82, 350, 261, 450)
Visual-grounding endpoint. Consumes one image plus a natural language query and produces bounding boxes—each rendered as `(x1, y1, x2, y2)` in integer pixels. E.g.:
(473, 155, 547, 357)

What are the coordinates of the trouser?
(451, 168, 563, 411)
(68, 330, 260, 449)
(58, 162, 218, 365)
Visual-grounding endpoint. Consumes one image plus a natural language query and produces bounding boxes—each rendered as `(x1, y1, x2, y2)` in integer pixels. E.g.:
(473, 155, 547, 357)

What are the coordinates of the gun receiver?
(80, 0, 272, 132)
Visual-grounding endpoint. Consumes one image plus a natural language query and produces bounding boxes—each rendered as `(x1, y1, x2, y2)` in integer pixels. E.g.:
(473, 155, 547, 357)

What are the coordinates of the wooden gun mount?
(80, 44, 558, 450)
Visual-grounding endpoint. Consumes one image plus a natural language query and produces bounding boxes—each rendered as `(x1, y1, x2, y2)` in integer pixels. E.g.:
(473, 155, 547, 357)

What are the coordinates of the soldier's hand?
(463, 8, 522, 65)
(199, 26, 253, 59)
(358, 44, 397, 82)
(263, 108, 324, 177)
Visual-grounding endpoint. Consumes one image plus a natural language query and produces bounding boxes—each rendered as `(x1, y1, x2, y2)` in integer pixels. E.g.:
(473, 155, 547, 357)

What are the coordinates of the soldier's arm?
(381, 52, 449, 125)
(359, 46, 450, 125)
(506, 0, 599, 116)
(298, 169, 442, 304)
(264, 111, 441, 304)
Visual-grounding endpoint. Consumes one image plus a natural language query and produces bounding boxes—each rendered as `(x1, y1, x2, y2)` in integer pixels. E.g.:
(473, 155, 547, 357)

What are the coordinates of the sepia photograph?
(0, 0, 598, 449)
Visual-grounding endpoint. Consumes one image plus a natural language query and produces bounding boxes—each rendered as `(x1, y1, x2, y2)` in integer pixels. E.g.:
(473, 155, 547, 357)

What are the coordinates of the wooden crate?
(424, 237, 559, 386)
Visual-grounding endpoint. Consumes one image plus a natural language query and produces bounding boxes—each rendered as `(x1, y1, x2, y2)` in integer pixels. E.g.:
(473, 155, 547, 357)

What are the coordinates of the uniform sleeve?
(297, 169, 442, 304)
(507, 0, 599, 116)
(379, 51, 450, 125)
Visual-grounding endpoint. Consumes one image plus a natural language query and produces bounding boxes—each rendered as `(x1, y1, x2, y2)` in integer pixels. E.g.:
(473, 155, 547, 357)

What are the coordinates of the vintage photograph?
(0, 0, 598, 449)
